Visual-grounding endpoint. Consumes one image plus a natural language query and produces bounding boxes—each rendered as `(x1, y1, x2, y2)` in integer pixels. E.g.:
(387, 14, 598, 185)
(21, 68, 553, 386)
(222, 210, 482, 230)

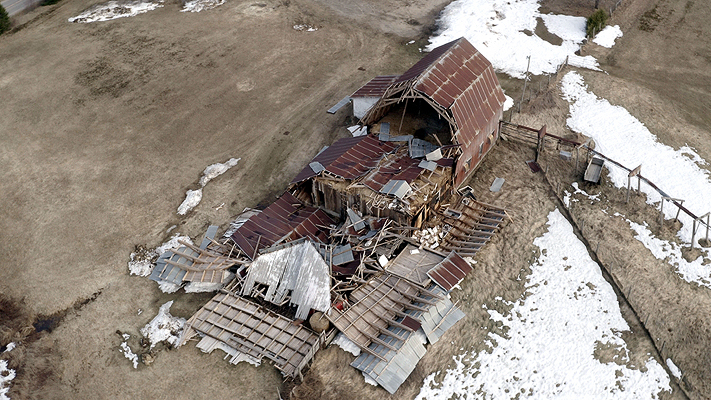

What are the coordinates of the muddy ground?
(0, 0, 709, 398)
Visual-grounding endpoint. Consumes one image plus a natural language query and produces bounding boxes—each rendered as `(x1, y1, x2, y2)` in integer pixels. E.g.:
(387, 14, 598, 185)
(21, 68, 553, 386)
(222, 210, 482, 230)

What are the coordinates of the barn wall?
(453, 106, 503, 187)
(352, 97, 380, 119)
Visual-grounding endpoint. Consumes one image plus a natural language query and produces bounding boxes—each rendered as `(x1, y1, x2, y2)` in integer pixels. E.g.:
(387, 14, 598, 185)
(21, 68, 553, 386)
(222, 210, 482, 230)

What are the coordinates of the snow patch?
(199, 158, 241, 187)
(564, 182, 601, 207)
(0, 360, 15, 400)
(363, 372, 379, 386)
(332, 332, 361, 356)
(119, 340, 139, 369)
(428, 0, 592, 78)
(593, 25, 623, 48)
(626, 219, 711, 289)
(128, 234, 192, 277)
(415, 209, 671, 399)
(666, 358, 682, 379)
(2, 343, 15, 353)
(561, 71, 711, 280)
(503, 94, 514, 111)
(140, 301, 186, 349)
(293, 24, 318, 32)
(177, 189, 202, 215)
(181, 0, 224, 12)
(158, 281, 181, 293)
(69, 0, 163, 23)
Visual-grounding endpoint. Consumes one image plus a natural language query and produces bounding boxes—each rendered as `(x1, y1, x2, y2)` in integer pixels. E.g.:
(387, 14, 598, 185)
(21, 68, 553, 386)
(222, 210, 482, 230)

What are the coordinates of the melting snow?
(293, 24, 318, 32)
(199, 158, 241, 187)
(177, 189, 202, 215)
(561, 71, 711, 285)
(177, 157, 240, 215)
(563, 182, 601, 207)
(119, 339, 139, 369)
(428, 0, 592, 78)
(68, 0, 163, 23)
(140, 301, 186, 349)
(0, 360, 15, 400)
(181, 0, 224, 12)
(2, 343, 14, 353)
(626, 219, 711, 289)
(593, 25, 623, 48)
(415, 209, 670, 399)
(666, 359, 682, 379)
(128, 234, 193, 277)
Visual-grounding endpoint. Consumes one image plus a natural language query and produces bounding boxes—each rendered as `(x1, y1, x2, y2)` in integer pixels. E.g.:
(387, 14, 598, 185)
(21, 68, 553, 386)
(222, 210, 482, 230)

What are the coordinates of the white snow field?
(416, 209, 670, 399)
(181, 0, 225, 12)
(427, 0, 595, 78)
(561, 71, 711, 287)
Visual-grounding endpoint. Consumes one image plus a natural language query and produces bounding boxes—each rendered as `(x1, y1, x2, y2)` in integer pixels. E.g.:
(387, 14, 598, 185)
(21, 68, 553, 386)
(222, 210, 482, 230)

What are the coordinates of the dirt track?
(1, 0, 710, 398)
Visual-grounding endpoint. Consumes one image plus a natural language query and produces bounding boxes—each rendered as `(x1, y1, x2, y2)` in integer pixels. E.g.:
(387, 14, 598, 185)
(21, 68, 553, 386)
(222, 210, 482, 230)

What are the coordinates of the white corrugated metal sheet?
(242, 240, 331, 320)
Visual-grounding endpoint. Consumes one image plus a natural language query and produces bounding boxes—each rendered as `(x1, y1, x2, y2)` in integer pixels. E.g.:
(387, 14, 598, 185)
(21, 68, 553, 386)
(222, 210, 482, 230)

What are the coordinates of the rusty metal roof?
(230, 192, 334, 258)
(410, 39, 505, 149)
(291, 135, 398, 184)
(394, 40, 459, 84)
(326, 135, 398, 180)
(383, 38, 505, 177)
(352, 75, 399, 98)
(291, 136, 365, 184)
(427, 251, 472, 291)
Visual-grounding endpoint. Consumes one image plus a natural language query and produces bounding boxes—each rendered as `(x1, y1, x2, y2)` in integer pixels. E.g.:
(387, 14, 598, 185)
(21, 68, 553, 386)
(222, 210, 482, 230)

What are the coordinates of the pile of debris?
(129, 36, 513, 393)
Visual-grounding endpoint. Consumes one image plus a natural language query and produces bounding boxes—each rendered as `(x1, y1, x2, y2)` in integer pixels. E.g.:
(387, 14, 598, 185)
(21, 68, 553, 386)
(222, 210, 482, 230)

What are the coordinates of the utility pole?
(518, 55, 531, 113)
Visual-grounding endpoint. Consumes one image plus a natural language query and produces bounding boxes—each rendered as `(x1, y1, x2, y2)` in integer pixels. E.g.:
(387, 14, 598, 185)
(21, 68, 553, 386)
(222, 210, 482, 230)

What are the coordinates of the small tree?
(586, 8, 608, 37)
(0, 5, 10, 35)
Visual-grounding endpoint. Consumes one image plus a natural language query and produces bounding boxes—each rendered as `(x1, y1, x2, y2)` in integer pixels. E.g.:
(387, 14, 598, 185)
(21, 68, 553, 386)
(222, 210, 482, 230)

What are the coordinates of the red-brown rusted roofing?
(327, 135, 398, 179)
(361, 150, 423, 192)
(292, 135, 399, 184)
(352, 75, 399, 98)
(291, 136, 365, 184)
(394, 40, 459, 84)
(231, 192, 335, 259)
(426, 251, 472, 291)
(389, 38, 506, 162)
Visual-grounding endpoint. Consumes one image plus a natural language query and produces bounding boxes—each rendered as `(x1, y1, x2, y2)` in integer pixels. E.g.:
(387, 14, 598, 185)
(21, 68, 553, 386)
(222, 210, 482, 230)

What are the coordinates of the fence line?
(499, 121, 711, 245)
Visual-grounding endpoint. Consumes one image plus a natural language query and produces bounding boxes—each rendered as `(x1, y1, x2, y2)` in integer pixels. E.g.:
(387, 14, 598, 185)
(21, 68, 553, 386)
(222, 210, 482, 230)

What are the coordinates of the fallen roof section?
(180, 291, 322, 379)
(241, 239, 331, 320)
(439, 198, 509, 258)
(385, 244, 444, 288)
(291, 135, 398, 184)
(150, 227, 237, 287)
(426, 251, 472, 291)
(230, 192, 335, 259)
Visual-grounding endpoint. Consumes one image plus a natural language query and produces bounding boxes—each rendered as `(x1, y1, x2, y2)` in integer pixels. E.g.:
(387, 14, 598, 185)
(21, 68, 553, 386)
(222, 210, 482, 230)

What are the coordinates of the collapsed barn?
(140, 36, 512, 394)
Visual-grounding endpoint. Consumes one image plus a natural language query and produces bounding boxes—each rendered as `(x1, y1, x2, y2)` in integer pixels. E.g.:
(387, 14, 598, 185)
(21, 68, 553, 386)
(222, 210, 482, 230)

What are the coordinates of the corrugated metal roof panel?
(394, 38, 460, 83)
(231, 192, 335, 258)
(427, 251, 473, 291)
(241, 240, 331, 320)
(326, 135, 398, 180)
(379, 180, 412, 199)
(352, 75, 399, 98)
(291, 136, 366, 184)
